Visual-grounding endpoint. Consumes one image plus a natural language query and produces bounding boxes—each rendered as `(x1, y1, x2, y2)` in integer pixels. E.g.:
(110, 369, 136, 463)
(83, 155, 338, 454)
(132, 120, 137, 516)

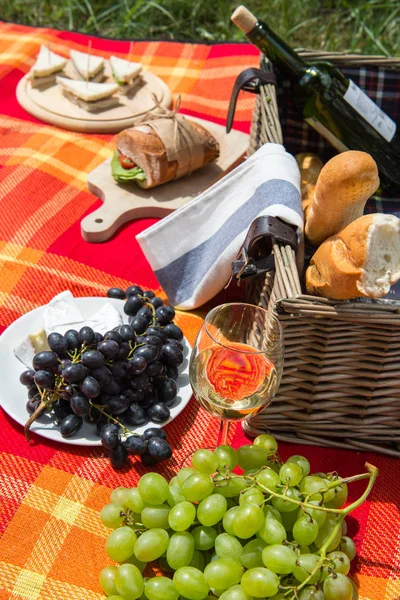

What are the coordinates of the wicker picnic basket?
(242, 50, 400, 457)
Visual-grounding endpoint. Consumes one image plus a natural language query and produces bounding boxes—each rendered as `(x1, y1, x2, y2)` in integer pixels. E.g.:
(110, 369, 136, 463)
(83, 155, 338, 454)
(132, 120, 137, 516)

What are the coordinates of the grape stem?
(89, 401, 140, 438)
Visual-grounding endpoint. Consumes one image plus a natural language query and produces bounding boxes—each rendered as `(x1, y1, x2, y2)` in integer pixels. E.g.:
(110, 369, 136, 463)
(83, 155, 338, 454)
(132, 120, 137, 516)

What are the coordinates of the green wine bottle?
(231, 5, 400, 191)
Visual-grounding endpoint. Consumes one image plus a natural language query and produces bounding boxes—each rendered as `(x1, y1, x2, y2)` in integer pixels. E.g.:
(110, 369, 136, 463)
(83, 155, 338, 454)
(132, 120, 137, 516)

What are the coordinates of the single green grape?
(214, 445, 238, 471)
(190, 549, 205, 571)
(255, 469, 281, 493)
(279, 462, 304, 487)
(253, 434, 278, 454)
(197, 494, 227, 526)
(204, 558, 243, 590)
(299, 546, 310, 555)
(271, 487, 301, 513)
(298, 586, 325, 600)
(111, 486, 129, 506)
(328, 483, 348, 509)
(168, 501, 196, 531)
(263, 505, 282, 522)
(342, 520, 348, 536)
(293, 515, 319, 546)
(99, 566, 118, 596)
(216, 475, 248, 498)
(287, 455, 311, 477)
(239, 488, 264, 507)
(182, 473, 214, 502)
(241, 539, 267, 569)
(261, 544, 297, 575)
(169, 476, 179, 487)
(299, 476, 328, 497)
(297, 501, 327, 528)
(322, 479, 336, 503)
(166, 531, 195, 570)
(192, 449, 219, 474)
(191, 525, 217, 551)
(323, 573, 353, 600)
(219, 584, 253, 600)
(124, 488, 146, 513)
(215, 533, 243, 563)
(134, 528, 169, 562)
(141, 505, 171, 529)
(106, 526, 137, 562)
(258, 518, 286, 545)
(173, 567, 210, 600)
(168, 485, 186, 508)
(314, 515, 341, 552)
(293, 554, 321, 584)
(100, 503, 124, 529)
(339, 537, 357, 561)
(325, 551, 351, 576)
(233, 504, 264, 539)
(240, 567, 280, 598)
(115, 564, 144, 600)
(237, 445, 269, 471)
(145, 576, 179, 600)
(223, 506, 240, 535)
(176, 467, 197, 487)
(138, 473, 169, 505)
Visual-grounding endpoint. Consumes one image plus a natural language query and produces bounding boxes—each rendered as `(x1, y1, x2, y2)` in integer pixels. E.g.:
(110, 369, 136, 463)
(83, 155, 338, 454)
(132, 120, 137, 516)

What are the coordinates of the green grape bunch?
(98, 434, 378, 600)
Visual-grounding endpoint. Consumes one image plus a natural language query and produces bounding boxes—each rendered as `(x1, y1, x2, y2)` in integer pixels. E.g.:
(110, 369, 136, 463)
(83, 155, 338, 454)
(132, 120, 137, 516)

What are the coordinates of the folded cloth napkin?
(136, 143, 303, 310)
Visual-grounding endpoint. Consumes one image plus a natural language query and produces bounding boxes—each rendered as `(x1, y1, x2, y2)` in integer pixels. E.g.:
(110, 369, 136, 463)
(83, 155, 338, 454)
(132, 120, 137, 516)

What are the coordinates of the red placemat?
(0, 21, 399, 600)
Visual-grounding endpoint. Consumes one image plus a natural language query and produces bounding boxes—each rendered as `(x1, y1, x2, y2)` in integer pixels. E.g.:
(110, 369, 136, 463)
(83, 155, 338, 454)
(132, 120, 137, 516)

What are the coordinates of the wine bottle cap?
(231, 6, 258, 34)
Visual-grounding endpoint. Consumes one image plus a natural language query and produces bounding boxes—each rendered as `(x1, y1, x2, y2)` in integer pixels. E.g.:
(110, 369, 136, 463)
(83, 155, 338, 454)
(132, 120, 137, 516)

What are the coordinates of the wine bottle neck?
(247, 21, 307, 80)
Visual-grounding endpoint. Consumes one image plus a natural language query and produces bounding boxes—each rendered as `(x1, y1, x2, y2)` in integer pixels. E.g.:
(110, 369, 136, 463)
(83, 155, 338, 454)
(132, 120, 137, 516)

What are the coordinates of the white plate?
(0, 297, 191, 446)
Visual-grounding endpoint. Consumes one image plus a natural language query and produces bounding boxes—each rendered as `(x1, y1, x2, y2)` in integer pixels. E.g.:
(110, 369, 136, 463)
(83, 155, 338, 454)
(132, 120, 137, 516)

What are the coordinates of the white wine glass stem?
(218, 420, 231, 445)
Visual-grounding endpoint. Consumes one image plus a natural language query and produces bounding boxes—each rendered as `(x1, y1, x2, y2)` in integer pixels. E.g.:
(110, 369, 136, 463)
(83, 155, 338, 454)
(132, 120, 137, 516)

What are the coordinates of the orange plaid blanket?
(0, 21, 399, 600)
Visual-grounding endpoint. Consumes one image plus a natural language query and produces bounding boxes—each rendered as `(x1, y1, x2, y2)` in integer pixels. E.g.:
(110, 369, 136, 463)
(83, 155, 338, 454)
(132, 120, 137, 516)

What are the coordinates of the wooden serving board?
(82, 117, 249, 242)
(16, 60, 172, 133)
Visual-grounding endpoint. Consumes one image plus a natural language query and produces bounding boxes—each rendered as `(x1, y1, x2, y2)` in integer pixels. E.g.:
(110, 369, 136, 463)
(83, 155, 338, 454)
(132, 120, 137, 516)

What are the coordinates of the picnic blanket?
(0, 21, 399, 600)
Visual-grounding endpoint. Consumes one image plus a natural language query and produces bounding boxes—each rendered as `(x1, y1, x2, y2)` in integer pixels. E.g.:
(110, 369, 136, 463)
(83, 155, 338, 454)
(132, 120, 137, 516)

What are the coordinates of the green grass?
(1, 0, 399, 56)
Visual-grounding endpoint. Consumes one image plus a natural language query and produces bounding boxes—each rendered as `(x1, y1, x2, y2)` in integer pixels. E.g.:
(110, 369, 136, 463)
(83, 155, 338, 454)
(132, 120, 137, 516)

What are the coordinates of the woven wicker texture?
(245, 51, 400, 456)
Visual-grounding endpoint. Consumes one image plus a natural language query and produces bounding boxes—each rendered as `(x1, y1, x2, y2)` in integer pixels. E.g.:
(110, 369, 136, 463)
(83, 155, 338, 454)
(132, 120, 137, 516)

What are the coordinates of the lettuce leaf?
(111, 151, 146, 183)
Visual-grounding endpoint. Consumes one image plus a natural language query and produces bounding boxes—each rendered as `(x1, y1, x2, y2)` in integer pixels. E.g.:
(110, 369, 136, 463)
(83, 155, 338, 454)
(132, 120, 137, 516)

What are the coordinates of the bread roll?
(305, 214, 400, 300)
(116, 120, 219, 189)
(295, 152, 323, 220)
(305, 151, 379, 246)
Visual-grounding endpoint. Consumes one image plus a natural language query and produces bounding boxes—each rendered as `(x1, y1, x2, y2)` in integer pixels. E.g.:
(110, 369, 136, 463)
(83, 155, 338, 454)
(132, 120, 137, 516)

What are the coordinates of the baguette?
(305, 213, 400, 300)
(116, 119, 219, 189)
(305, 151, 379, 246)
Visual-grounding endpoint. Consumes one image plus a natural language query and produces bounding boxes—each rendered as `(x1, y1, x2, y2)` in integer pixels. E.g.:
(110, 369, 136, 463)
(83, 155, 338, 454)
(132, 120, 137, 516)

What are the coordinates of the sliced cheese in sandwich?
(30, 45, 67, 78)
(70, 49, 105, 79)
(56, 76, 119, 101)
(110, 56, 143, 84)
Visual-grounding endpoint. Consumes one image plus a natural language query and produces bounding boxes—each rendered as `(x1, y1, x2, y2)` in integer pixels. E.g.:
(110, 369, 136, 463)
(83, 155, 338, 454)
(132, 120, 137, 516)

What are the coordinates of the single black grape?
(48, 332, 68, 355)
(96, 418, 108, 434)
(130, 373, 149, 392)
(147, 437, 172, 460)
(151, 297, 164, 309)
(124, 296, 143, 317)
(109, 443, 128, 469)
(141, 452, 159, 466)
(81, 350, 105, 369)
(60, 389, 73, 401)
(105, 394, 130, 415)
(135, 344, 160, 363)
(70, 393, 90, 417)
(157, 378, 178, 404)
(60, 414, 83, 438)
(130, 316, 148, 335)
(78, 326, 95, 345)
(148, 402, 170, 424)
(124, 435, 148, 455)
(116, 342, 130, 361)
(90, 366, 113, 387)
(62, 363, 87, 384)
(109, 361, 129, 380)
(20, 369, 36, 386)
(160, 343, 183, 367)
(65, 329, 80, 351)
(129, 355, 147, 375)
(107, 287, 126, 300)
(61, 358, 72, 369)
(100, 423, 120, 449)
(126, 285, 143, 297)
(124, 403, 147, 426)
(80, 376, 101, 398)
(119, 324, 136, 342)
(33, 351, 58, 370)
(166, 338, 184, 352)
(26, 398, 40, 415)
(97, 339, 119, 359)
(137, 307, 152, 322)
(165, 365, 179, 380)
(146, 361, 164, 378)
(27, 386, 39, 400)
(104, 330, 123, 344)
(53, 403, 73, 424)
(34, 370, 55, 390)
(155, 305, 175, 325)
(143, 427, 167, 441)
(163, 323, 184, 341)
(146, 326, 167, 341)
(143, 335, 163, 348)
(105, 379, 122, 396)
(143, 290, 156, 299)
(94, 332, 104, 343)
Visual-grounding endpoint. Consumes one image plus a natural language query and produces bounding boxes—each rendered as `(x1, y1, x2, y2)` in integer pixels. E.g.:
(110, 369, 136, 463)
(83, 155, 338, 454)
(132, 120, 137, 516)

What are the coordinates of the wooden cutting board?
(82, 117, 249, 242)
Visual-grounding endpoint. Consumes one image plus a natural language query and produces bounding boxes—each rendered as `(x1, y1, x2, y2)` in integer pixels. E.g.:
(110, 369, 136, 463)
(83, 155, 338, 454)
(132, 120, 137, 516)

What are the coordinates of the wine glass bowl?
(189, 303, 284, 442)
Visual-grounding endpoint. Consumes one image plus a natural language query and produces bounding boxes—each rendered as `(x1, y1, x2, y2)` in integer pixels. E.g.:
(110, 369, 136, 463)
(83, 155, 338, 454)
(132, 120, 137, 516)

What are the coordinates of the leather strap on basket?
(226, 68, 277, 133)
(232, 216, 298, 282)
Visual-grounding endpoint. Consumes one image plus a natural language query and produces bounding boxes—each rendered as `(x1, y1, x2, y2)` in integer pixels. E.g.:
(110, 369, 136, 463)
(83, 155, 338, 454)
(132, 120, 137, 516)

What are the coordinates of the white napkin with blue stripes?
(136, 143, 303, 310)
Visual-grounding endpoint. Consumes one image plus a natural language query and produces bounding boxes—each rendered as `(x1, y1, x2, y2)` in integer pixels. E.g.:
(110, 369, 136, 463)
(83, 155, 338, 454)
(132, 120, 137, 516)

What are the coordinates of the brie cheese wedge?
(43, 290, 85, 335)
(87, 301, 123, 334)
(14, 329, 50, 368)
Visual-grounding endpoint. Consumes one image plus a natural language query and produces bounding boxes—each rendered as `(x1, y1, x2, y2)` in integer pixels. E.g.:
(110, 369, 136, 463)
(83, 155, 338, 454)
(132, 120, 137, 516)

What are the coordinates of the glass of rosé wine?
(189, 303, 284, 444)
